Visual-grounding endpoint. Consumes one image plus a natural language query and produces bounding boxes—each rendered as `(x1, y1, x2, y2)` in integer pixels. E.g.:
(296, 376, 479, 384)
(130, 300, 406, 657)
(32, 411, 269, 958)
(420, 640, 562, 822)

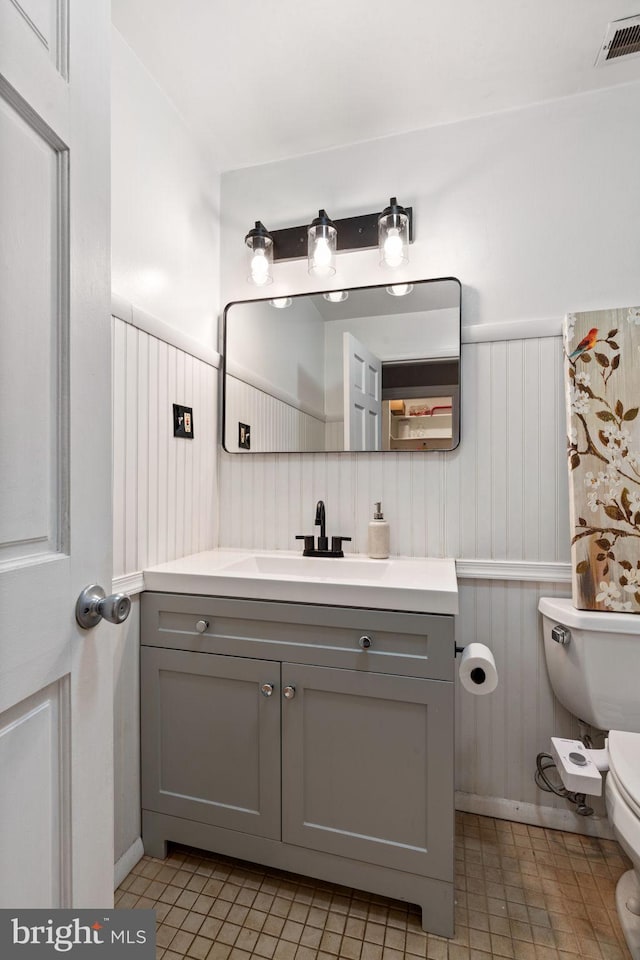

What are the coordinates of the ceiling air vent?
(596, 15, 640, 65)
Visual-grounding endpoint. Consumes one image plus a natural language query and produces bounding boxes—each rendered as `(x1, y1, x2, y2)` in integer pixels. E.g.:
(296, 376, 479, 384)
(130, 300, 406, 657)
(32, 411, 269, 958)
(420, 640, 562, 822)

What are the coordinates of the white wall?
(220, 82, 640, 322)
(216, 81, 640, 829)
(110, 30, 221, 870)
(111, 28, 220, 349)
(225, 297, 325, 416)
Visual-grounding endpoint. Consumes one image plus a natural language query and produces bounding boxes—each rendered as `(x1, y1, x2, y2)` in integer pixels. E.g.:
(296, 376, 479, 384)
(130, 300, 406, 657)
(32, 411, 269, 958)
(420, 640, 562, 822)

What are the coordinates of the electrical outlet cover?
(173, 404, 194, 439)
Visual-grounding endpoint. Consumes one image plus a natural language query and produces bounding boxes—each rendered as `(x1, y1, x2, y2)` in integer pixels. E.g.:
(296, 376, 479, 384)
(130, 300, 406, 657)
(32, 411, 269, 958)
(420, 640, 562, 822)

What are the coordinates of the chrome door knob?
(261, 683, 274, 697)
(76, 584, 131, 629)
(283, 685, 296, 700)
(195, 620, 209, 633)
(359, 635, 373, 649)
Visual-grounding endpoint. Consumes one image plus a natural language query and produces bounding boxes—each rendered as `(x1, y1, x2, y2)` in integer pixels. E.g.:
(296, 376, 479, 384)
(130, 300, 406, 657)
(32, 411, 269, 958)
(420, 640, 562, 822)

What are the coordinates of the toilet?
(539, 597, 640, 960)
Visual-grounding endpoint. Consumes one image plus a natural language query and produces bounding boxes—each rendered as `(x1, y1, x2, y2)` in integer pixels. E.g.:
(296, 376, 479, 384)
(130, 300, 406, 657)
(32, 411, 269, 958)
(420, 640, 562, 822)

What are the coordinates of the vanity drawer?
(141, 592, 454, 681)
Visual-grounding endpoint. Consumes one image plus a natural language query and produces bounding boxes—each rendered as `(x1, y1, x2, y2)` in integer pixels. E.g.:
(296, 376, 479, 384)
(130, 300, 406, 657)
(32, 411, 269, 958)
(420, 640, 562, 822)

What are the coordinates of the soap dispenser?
(368, 502, 390, 559)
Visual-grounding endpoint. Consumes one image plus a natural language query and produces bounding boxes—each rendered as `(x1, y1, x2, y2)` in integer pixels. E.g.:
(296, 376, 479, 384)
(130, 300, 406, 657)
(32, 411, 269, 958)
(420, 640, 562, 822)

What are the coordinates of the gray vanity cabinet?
(141, 647, 281, 839)
(281, 662, 452, 877)
(141, 592, 456, 936)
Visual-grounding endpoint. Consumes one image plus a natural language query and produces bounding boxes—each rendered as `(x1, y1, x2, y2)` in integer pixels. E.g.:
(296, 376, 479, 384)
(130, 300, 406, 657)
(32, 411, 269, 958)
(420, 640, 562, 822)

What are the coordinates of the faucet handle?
(295, 535, 315, 554)
(331, 536, 351, 556)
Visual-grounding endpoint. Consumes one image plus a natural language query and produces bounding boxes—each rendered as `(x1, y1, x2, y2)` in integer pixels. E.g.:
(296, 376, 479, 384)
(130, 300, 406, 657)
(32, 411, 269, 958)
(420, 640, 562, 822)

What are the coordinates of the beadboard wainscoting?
(219, 335, 569, 561)
(454, 577, 613, 837)
(112, 314, 218, 586)
(225, 374, 325, 453)
(111, 309, 219, 870)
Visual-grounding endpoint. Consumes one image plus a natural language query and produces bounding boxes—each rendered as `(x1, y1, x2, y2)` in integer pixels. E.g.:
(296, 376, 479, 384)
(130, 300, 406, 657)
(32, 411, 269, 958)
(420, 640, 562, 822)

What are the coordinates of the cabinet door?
(141, 648, 281, 839)
(282, 664, 453, 881)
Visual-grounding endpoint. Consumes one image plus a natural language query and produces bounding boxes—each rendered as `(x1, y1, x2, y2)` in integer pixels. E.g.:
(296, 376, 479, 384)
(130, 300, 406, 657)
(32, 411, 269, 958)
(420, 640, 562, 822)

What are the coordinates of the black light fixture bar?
(270, 207, 414, 262)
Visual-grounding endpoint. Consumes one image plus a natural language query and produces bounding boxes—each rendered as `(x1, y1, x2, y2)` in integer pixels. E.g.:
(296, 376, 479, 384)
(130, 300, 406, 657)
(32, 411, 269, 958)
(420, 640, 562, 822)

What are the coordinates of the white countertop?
(143, 549, 459, 615)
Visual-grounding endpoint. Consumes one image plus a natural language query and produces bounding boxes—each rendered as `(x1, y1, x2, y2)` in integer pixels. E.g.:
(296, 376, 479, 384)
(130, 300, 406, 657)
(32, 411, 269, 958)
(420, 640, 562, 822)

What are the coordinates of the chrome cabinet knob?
(283, 685, 296, 700)
(261, 683, 274, 697)
(195, 619, 209, 633)
(76, 584, 132, 629)
(359, 635, 373, 650)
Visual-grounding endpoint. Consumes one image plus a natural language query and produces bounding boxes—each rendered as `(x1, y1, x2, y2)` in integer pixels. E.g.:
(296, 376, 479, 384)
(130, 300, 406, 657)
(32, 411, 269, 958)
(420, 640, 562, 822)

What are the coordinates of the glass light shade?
(245, 221, 274, 286)
(323, 290, 349, 303)
(269, 297, 293, 309)
(378, 198, 409, 269)
(386, 283, 414, 297)
(308, 209, 337, 278)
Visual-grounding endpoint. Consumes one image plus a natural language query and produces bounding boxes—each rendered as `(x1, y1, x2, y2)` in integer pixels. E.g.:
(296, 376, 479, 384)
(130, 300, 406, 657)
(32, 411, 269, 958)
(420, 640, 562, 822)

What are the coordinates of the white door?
(0, 0, 113, 907)
(343, 332, 382, 450)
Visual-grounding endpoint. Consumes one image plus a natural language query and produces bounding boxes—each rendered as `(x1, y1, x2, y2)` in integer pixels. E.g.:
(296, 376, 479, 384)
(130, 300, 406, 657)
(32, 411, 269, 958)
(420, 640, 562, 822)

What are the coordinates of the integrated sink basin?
(221, 555, 392, 581)
(143, 549, 458, 614)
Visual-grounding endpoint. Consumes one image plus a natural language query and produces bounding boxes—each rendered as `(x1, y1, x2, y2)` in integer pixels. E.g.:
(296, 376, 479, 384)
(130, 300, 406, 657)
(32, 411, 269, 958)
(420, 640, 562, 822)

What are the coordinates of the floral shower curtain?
(565, 306, 640, 613)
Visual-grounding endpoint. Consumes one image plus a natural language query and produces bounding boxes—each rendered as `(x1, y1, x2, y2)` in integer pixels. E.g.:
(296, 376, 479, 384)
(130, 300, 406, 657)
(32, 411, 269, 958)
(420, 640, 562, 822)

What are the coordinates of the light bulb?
(313, 237, 333, 271)
(270, 297, 292, 309)
(383, 228, 404, 267)
(386, 283, 414, 297)
(323, 291, 349, 303)
(250, 249, 270, 286)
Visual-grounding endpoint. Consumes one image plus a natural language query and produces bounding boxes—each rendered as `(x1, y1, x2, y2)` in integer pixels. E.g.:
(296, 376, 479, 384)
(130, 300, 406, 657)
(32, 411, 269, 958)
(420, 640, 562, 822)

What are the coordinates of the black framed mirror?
(222, 277, 461, 453)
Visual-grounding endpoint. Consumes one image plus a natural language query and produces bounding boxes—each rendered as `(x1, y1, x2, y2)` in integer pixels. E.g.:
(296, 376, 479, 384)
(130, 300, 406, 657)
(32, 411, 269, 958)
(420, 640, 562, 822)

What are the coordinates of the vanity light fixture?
(323, 290, 349, 303)
(269, 297, 293, 309)
(243, 199, 413, 286)
(386, 283, 414, 297)
(245, 221, 274, 287)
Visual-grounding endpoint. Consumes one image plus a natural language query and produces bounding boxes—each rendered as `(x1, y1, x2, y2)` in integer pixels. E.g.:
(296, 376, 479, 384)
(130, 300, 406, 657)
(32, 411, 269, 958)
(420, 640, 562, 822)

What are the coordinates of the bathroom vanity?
(140, 551, 458, 936)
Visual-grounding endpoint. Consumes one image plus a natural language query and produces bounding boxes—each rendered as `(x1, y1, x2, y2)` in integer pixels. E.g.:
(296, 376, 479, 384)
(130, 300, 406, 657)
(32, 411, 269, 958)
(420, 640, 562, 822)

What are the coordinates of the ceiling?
(112, 1, 640, 172)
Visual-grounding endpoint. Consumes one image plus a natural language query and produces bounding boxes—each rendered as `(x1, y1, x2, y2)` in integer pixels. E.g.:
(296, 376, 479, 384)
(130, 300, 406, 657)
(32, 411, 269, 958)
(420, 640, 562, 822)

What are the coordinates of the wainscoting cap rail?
(111, 293, 221, 369)
(456, 559, 571, 582)
(462, 316, 562, 344)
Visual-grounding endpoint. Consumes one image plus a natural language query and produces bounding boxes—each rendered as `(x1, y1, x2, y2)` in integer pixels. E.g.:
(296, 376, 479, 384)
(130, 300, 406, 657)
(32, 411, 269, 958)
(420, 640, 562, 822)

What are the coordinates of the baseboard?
(114, 837, 145, 890)
(455, 791, 615, 840)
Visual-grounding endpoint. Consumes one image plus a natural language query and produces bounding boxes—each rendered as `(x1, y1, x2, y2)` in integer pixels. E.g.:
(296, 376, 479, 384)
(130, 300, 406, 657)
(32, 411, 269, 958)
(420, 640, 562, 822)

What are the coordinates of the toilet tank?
(539, 597, 640, 734)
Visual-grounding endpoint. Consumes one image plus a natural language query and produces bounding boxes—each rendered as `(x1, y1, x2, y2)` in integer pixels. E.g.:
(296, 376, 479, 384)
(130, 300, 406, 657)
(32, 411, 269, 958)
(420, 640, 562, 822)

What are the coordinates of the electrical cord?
(535, 752, 594, 817)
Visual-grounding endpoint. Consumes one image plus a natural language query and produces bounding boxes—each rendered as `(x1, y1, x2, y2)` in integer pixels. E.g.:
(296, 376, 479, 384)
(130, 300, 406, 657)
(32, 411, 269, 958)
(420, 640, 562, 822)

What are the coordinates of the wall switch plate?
(173, 404, 194, 439)
(238, 422, 251, 449)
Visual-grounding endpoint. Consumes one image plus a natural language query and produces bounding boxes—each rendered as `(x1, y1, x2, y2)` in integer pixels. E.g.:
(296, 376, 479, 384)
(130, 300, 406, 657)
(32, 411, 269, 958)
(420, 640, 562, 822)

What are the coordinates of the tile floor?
(116, 813, 633, 960)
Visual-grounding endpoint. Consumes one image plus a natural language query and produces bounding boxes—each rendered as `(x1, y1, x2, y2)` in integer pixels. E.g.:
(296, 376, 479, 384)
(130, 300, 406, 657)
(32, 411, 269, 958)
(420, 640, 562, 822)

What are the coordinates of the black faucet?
(296, 500, 351, 557)
(315, 500, 327, 551)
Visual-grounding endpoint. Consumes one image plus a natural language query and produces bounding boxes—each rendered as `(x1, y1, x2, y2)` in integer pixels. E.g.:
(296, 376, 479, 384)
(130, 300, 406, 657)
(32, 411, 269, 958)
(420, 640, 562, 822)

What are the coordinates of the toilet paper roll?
(459, 643, 498, 695)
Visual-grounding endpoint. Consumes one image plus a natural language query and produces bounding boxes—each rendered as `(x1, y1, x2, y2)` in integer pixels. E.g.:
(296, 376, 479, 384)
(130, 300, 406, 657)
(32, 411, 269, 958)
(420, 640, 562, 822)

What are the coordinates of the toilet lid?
(608, 730, 640, 817)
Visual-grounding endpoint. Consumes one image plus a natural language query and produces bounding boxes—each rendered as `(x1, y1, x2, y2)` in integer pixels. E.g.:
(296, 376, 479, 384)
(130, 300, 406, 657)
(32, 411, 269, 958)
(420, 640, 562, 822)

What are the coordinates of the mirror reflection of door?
(343, 332, 382, 451)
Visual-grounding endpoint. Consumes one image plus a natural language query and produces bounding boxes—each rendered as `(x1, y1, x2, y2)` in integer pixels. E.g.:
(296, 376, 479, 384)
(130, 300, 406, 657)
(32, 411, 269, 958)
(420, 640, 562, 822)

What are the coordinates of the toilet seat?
(609, 731, 640, 820)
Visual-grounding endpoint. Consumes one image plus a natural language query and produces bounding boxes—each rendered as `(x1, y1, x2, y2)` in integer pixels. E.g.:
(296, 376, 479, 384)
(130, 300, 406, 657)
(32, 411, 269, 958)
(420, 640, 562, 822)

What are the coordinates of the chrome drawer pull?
(261, 683, 275, 697)
(195, 619, 209, 633)
(283, 685, 296, 700)
(359, 635, 373, 650)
